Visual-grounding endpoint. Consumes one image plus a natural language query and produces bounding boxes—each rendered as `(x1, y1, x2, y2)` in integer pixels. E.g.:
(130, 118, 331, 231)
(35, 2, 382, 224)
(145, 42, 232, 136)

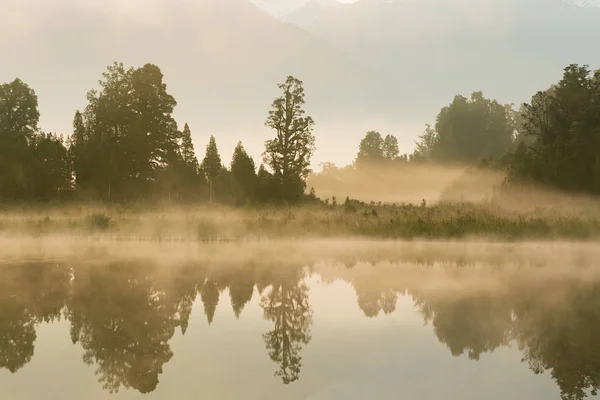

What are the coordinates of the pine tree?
(256, 164, 275, 203)
(202, 135, 221, 203)
(231, 141, 257, 202)
(70, 111, 87, 189)
(180, 123, 199, 170)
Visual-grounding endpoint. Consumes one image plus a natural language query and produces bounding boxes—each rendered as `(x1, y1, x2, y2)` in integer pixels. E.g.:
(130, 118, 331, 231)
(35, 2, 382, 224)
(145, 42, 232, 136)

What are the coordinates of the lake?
(1, 238, 599, 400)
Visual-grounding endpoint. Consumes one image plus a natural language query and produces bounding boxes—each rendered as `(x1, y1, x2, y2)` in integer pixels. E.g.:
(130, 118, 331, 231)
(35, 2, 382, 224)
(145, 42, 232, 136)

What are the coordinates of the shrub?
(87, 213, 111, 230)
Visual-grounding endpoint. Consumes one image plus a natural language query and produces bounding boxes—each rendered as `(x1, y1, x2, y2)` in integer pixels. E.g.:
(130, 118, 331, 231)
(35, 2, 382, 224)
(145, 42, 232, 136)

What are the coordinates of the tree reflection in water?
(260, 267, 313, 384)
(67, 262, 179, 394)
(415, 292, 513, 360)
(2, 255, 600, 399)
(0, 263, 69, 373)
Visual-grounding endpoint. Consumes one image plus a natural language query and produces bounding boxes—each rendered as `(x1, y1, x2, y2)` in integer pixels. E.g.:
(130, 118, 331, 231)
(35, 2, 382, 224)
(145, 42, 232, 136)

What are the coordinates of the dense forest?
(1, 62, 599, 204)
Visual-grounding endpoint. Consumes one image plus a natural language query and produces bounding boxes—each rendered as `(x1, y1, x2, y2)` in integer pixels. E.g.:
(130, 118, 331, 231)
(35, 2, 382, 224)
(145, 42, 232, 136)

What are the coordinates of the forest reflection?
(1, 255, 600, 400)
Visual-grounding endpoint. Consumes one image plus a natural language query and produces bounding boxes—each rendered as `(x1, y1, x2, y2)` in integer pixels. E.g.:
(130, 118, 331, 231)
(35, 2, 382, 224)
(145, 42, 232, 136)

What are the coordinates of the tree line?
(1, 62, 598, 204)
(0, 63, 317, 204)
(327, 63, 600, 197)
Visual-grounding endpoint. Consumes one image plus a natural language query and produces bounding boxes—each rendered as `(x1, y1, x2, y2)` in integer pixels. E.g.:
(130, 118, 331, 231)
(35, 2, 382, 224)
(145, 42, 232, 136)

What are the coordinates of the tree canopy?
(510, 64, 600, 194)
(413, 92, 516, 163)
(72, 62, 180, 200)
(0, 79, 41, 199)
(356, 131, 400, 166)
(264, 76, 315, 202)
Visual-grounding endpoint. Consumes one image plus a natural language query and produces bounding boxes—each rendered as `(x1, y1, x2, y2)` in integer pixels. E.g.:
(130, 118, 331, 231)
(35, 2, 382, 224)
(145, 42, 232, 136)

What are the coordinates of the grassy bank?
(1, 200, 600, 241)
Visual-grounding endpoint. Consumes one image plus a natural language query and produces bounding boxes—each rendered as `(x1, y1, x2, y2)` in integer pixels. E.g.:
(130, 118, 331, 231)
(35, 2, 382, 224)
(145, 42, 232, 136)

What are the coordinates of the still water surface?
(1, 240, 599, 399)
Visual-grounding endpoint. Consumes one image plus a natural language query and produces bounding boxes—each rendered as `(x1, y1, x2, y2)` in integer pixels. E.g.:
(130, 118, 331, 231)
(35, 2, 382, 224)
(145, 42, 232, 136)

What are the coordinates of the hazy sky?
(1, 0, 427, 169)
(2, 0, 598, 170)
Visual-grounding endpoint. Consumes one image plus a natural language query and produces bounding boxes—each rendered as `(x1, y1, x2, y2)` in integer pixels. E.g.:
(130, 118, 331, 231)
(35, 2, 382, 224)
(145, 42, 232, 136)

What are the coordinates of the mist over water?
(1, 239, 599, 399)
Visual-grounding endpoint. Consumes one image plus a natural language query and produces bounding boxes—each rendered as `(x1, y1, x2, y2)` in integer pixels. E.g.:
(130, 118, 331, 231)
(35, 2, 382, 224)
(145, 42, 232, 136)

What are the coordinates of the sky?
(2, 0, 598, 170)
(1, 0, 427, 169)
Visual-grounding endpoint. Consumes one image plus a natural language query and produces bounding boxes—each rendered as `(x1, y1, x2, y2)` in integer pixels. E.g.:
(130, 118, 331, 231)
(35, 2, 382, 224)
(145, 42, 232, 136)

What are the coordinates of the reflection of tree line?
(327, 265, 600, 400)
(0, 263, 70, 373)
(0, 260, 312, 392)
(1, 261, 600, 399)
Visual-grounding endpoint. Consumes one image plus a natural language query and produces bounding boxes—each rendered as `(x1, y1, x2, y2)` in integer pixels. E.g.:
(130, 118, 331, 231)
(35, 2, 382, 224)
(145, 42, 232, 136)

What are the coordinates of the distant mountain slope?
(281, 0, 342, 26)
(247, 0, 312, 16)
(0, 0, 402, 166)
(297, 0, 600, 109)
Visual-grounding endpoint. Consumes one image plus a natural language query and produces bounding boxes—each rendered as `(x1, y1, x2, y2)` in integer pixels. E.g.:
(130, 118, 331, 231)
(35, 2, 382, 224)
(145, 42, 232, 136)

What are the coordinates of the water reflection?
(415, 292, 512, 360)
(261, 268, 312, 384)
(0, 263, 69, 373)
(0, 248, 600, 399)
(67, 262, 179, 394)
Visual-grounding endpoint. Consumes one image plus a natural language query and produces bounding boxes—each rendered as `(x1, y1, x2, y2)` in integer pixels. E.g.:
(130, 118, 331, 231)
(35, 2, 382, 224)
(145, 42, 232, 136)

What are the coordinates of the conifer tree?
(202, 135, 221, 203)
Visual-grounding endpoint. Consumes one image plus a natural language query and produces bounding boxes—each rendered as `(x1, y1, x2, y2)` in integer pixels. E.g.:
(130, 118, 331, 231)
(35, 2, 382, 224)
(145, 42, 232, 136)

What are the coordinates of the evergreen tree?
(264, 76, 315, 202)
(202, 135, 222, 203)
(180, 123, 198, 170)
(256, 164, 276, 203)
(231, 141, 257, 203)
(214, 166, 237, 205)
(70, 111, 89, 191)
(176, 123, 205, 200)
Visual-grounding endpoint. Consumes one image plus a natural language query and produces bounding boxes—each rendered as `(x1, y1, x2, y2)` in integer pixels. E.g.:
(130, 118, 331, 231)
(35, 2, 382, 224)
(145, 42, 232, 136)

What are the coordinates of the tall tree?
(202, 135, 222, 203)
(264, 76, 316, 202)
(179, 123, 198, 170)
(356, 131, 384, 165)
(214, 166, 237, 205)
(411, 124, 438, 162)
(382, 134, 400, 161)
(0, 78, 39, 140)
(511, 64, 600, 194)
(175, 123, 204, 200)
(256, 164, 276, 203)
(76, 62, 179, 200)
(0, 78, 40, 200)
(356, 131, 400, 166)
(28, 133, 72, 200)
(70, 111, 89, 191)
(231, 141, 257, 203)
(418, 92, 515, 163)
